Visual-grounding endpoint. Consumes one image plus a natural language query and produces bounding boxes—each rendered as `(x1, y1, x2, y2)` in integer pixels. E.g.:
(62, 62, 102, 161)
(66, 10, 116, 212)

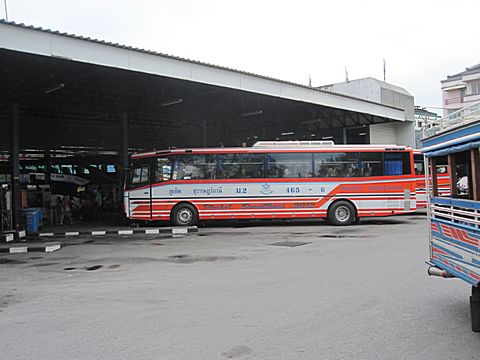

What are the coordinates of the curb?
(1, 230, 26, 243)
(36, 226, 198, 238)
(0, 242, 61, 253)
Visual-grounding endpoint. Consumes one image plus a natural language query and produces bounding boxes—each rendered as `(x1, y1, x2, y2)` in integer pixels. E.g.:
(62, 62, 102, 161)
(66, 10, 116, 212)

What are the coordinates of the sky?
(3, 0, 480, 114)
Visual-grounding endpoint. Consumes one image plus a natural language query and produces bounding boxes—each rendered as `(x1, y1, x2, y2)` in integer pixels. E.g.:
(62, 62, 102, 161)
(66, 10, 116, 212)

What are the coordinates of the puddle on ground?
(31, 262, 59, 267)
(196, 232, 250, 237)
(222, 345, 253, 358)
(332, 229, 360, 234)
(164, 255, 236, 264)
(269, 241, 311, 247)
(288, 233, 372, 239)
(64, 264, 120, 271)
(318, 234, 372, 238)
(85, 265, 103, 271)
(360, 219, 410, 225)
(0, 258, 27, 265)
(0, 294, 18, 309)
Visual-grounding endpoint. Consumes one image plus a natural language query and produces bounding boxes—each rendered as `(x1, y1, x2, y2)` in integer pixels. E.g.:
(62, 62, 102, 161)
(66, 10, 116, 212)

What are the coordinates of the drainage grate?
(269, 241, 311, 247)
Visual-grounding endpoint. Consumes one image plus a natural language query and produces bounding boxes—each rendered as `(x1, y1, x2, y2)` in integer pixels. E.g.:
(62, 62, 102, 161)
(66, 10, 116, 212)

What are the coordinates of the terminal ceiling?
(0, 48, 395, 154)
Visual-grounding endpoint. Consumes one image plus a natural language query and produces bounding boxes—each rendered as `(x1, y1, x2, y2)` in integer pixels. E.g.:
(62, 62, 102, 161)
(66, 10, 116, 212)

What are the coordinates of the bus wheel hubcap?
(178, 208, 192, 223)
(335, 206, 350, 221)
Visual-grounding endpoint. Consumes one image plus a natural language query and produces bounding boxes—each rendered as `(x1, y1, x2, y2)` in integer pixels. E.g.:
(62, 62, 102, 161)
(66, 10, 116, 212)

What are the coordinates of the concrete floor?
(1, 214, 479, 360)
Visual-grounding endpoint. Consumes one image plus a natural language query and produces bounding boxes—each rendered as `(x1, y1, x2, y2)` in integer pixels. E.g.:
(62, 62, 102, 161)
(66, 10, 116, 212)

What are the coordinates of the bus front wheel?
(328, 201, 356, 226)
(171, 203, 198, 226)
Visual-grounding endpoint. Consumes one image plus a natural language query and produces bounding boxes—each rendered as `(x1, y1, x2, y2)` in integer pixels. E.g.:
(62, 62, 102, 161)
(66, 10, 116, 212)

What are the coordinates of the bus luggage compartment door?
(403, 189, 411, 211)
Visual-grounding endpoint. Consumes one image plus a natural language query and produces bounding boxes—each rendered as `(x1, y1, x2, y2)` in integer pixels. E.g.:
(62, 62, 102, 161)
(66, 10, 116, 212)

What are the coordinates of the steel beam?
(11, 102, 23, 231)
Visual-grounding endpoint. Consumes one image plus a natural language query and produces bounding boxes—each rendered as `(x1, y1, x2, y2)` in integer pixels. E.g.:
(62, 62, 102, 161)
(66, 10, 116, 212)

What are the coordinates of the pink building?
(442, 64, 480, 116)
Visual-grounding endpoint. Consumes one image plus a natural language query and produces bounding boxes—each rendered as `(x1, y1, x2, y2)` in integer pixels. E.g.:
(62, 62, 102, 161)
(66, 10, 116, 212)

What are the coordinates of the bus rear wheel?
(328, 201, 356, 226)
(171, 203, 198, 226)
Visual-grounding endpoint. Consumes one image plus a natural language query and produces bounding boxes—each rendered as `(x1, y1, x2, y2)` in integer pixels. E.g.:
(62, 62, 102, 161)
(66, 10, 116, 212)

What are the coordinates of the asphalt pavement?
(1, 214, 479, 360)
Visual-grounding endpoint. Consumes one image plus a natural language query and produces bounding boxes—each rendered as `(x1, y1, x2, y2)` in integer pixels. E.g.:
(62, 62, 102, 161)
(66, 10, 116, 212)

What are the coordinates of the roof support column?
(120, 112, 129, 177)
(44, 149, 51, 184)
(11, 102, 23, 231)
(342, 127, 347, 144)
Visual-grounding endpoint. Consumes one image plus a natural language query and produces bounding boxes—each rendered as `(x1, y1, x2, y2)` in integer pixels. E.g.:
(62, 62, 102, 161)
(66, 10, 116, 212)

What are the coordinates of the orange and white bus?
(124, 141, 417, 226)
(413, 150, 450, 208)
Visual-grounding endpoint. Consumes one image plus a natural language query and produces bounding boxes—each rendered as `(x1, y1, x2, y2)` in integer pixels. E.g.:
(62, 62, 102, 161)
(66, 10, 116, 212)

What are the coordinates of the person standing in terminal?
(59, 195, 73, 225)
(48, 193, 60, 226)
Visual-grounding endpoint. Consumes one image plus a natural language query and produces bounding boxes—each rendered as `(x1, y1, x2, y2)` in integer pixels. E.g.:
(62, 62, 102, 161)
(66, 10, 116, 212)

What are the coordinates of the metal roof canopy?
(0, 21, 405, 154)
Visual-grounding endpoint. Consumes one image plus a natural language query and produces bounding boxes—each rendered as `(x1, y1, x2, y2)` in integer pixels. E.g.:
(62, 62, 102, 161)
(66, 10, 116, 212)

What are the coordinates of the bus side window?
(130, 165, 149, 188)
(359, 152, 383, 176)
(414, 154, 425, 175)
(155, 157, 172, 182)
(218, 154, 264, 179)
(384, 152, 411, 175)
(315, 152, 358, 178)
(172, 155, 216, 180)
(266, 153, 313, 178)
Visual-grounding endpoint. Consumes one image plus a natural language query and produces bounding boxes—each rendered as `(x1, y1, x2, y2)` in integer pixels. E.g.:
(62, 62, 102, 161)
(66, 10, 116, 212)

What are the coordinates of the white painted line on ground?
(45, 244, 61, 252)
(39, 233, 55, 237)
(10, 247, 28, 253)
(118, 230, 134, 235)
(65, 232, 80, 236)
(4, 234, 14, 242)
(145, 229, 160, 234)
(92, 231, 106, 236)
(173, 228, 188, 234)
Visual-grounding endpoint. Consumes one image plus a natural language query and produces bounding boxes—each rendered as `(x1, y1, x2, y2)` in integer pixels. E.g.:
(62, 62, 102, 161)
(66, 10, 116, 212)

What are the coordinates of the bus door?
(126, 163, 152, 220)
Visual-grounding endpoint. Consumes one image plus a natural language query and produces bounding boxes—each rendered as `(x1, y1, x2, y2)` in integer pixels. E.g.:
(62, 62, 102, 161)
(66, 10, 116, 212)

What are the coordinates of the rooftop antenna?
(345, 66, 349, 82)
(3, 0, 8, 21)
(383, 58, 386, 82)
(308, 74, 312, 87)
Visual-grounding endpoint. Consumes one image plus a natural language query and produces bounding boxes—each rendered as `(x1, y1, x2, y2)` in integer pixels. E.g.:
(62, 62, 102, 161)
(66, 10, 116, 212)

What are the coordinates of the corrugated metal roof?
(0, 20, 401, 111)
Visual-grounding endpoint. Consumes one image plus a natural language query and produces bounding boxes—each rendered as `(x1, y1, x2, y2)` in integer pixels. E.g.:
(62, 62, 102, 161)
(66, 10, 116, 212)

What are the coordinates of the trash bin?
(23, 208, 42, 235)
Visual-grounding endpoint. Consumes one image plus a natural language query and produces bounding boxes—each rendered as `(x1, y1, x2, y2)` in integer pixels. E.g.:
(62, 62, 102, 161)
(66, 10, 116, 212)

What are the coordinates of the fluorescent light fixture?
(281, 132, 294, 136)
(160, 98, 183, 107)
(321, 136, 333, 140)
(44, 83, 65, 94)
(358, 132, 366, 136)
(240, 110, 263, 117)
(311, 134, 316, 137)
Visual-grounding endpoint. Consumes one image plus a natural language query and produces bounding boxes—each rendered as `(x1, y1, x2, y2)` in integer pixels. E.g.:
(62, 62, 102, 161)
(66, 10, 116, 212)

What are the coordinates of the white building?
(442, 64, 480, 117)
(414, 106, 439, 149)
(320, 77, 415, 147)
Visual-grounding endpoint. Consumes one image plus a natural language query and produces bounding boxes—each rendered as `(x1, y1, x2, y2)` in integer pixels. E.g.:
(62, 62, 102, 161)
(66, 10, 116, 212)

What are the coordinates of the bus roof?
(131, 143, 412, 159)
